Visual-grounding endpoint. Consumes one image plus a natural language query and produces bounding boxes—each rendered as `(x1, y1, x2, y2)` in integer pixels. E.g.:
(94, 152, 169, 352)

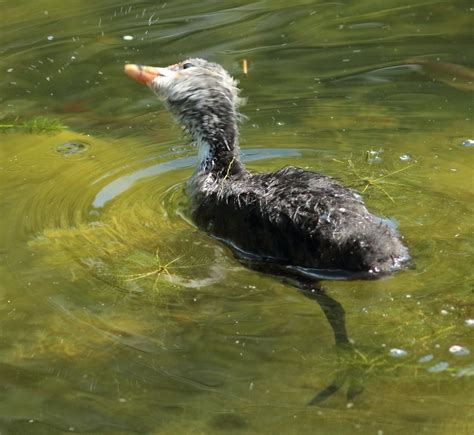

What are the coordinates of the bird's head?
(124, 59, 242, 151)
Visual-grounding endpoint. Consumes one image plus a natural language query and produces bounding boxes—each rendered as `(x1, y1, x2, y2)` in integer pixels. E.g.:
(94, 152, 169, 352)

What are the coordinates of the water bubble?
(418, 354, 434, 363)
(399, 154, 412, 161)
(449, 345, 470, 356)
(389, 348, 408, 358)
(428, 361, 449, 373)
(465, 319, 474, 327)
(462, 139, 474, 147)
(123, 35, 134, 41)
(366, 149, 383, 163)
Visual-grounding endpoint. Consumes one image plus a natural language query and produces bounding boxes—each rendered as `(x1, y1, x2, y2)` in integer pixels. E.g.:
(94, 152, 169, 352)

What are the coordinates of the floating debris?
(428, 361, 449, 373)
(449, 345, 470, 356)
(343, 156, 415, 203)
(123, 35, 134, 41)
(47, 35, 54, 41)
(242, 59, 248, 75)
(465, 319, 474, 327)
(120, 247, 183, 292)
(389, 348, 408, 358)
(462, 139, 474, 147)
(418, 354, 434, 363)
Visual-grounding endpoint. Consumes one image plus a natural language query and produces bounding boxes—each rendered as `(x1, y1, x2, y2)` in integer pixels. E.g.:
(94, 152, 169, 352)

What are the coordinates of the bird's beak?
(124, 64, 163, 87)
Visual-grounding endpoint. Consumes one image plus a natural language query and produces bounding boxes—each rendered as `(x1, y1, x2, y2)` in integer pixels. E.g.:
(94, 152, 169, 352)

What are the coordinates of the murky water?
(1, 0, 473, 433)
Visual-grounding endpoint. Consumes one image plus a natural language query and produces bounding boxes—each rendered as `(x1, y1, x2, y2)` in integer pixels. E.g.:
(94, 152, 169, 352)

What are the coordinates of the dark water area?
(1, 0, 473, 433)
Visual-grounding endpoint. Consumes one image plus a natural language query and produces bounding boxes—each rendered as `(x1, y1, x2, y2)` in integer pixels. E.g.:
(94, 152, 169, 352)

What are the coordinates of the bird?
(125, 59, 411, 407)
(124, 58, 409, 284)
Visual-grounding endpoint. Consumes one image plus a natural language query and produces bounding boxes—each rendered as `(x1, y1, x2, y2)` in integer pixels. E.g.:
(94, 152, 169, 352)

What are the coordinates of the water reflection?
(331, 58, 474, 91)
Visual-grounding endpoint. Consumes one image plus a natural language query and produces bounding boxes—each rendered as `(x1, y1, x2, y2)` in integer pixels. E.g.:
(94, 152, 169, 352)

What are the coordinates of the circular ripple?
(54, 140, 90, 156)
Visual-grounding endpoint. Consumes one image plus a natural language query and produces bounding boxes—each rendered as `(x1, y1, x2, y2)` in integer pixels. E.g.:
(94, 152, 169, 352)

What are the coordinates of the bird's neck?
(192, 116, 243, 177)
(195, 137, 238, 173)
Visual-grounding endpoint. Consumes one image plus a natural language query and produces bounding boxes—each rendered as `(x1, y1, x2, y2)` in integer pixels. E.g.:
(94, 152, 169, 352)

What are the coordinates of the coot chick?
(124, 59, 409, 280)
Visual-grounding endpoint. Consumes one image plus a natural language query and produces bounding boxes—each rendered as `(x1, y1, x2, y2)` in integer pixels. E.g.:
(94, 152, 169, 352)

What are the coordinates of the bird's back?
(190, 166, 409, 279)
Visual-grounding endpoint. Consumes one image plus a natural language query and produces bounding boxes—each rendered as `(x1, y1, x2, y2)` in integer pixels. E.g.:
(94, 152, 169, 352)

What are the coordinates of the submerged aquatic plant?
(0, 116, 66, 134)
(29, 198, 226, 302)
(309, 329, 466, 407)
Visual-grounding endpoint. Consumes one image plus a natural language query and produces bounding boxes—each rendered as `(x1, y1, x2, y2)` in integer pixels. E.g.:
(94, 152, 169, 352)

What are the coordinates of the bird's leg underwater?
(238, 260, 365, 406)
(307, 368, 364, 407)
(239, 259, 350, 346)
(307, 370, 348, 406)
(296, 280, 350, 346)
(295, 280, 365, 407)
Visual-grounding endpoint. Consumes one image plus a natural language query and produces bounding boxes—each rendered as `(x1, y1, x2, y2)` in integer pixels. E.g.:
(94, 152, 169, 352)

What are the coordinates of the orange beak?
(124, 64, 161, 87)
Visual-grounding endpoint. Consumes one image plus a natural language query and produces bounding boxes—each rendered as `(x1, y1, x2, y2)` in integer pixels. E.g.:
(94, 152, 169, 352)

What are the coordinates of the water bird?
(124, 59, 409, 283)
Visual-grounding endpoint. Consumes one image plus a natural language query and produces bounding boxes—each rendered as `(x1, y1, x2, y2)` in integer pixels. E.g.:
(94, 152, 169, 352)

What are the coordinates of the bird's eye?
(182, 62, 193, 69)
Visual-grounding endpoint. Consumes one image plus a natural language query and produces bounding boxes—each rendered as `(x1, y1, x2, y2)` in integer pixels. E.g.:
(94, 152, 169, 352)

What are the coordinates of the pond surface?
(1, 0, 473, 433)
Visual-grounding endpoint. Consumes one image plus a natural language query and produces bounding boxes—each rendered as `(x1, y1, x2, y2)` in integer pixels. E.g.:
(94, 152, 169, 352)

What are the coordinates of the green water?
(1, 0, 473, 433)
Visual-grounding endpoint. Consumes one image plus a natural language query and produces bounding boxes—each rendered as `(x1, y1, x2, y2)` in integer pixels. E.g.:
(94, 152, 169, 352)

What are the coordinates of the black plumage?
(191, 165, 408, 279)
